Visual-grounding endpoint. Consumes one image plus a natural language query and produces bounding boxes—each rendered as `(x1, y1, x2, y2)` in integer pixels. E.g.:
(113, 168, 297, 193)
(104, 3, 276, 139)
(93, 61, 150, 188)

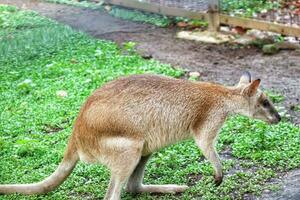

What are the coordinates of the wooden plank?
(160, 6, 208, 20)
(105, 0, 208, 20)
(220, 14, 300, 37)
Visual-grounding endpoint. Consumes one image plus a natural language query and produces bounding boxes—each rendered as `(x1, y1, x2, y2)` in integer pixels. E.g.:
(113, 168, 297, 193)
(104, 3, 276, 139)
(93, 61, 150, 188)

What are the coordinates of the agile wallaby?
(0, 72, 281, 200)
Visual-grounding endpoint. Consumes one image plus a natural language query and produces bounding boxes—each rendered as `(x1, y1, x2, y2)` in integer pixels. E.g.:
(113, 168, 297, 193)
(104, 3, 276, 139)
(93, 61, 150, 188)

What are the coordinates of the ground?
(0, 0, 300, 200)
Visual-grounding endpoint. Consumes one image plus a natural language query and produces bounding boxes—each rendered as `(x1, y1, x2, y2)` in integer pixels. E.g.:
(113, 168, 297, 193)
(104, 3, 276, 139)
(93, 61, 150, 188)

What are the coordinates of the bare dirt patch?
(260, 169, 300, 200)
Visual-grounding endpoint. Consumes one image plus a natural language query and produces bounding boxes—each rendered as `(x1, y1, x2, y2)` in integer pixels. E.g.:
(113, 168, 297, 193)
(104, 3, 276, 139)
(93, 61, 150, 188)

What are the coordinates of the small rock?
(17, 79, 34, 90)
(84, 79, 92, 83)
(275, 41, 300, 50)
(247, 29, 265, 39)
(262, 44, 280, 54)
(104, 5, 111, 12)
(189, 71, 201, 78)
(141, 54, 153, 59)
(177, 30, 233, 44)
(220, 26, 230, 33)
(283, 15, 290, 20)
(45, 63, 54, 68)
(234, 36, 255, 45)
(20, 102, 28, 106)
(261, 9, 268, 14)
(284, 36, 299, 44)
(56, 90, 68, 98)
(70, 59, 78, 64)
(18, 79, 32, 85)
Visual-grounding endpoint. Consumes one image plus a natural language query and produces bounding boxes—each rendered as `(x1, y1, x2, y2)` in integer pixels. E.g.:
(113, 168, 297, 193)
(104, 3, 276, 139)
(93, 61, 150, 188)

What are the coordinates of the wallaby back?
(73, 74, 233, 156)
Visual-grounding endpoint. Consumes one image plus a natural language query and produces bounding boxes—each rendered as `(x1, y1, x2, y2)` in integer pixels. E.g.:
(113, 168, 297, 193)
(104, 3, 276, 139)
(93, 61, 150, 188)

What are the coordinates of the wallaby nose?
(277, 114, 281, 122)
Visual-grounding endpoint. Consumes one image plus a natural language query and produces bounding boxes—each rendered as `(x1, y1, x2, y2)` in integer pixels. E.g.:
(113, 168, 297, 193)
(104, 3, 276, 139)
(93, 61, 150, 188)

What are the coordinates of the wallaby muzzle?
(270, 113, 281, 124)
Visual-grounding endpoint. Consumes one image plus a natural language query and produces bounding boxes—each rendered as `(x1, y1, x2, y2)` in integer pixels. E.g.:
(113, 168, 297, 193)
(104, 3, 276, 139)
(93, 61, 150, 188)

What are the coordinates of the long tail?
(0, 139, 79, 195)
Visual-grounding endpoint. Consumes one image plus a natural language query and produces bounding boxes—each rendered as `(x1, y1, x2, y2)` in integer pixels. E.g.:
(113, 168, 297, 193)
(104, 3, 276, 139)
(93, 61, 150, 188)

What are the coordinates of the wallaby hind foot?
(125, 154, 188, 194)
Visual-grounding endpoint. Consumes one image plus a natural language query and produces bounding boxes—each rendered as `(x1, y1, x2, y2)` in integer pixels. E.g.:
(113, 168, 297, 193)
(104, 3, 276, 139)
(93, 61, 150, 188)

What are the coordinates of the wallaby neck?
(225, 89, 250, 117)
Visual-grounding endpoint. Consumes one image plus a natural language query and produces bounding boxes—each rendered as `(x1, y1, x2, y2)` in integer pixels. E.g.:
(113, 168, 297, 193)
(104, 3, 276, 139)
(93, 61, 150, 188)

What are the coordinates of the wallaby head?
(235, 71, 281, 124)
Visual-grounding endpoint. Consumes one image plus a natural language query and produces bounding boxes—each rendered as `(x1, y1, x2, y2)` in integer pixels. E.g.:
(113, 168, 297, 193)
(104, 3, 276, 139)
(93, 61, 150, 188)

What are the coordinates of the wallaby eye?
(262, 99, 270, 107)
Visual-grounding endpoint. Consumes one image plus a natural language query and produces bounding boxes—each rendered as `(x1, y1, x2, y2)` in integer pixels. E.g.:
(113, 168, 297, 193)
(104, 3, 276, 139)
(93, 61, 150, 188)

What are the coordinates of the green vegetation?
(221, 0, 279, 17)
(109, 7, 172, 27)
(1, 5, 300, 200)
(109, 7, 209, 28)
(45, 0, 103, 9)
(266, 91, 285, 104)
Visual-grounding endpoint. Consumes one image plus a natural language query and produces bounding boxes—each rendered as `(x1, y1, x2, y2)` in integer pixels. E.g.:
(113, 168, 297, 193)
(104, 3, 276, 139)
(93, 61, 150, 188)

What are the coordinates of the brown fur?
(0, 73, 280, 200)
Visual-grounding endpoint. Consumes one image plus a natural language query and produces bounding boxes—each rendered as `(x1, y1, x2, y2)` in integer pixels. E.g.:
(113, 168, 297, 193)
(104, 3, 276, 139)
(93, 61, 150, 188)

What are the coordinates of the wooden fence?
(104, 0, 300, 37)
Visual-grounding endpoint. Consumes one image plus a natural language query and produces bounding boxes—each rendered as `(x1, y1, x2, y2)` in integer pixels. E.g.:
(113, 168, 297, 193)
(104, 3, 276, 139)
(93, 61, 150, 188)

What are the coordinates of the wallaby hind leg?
(126, 154, 188, 194)
(104, 160, 143, 200)
(104, 174, 129, 200)
(102, 137, 143, 200)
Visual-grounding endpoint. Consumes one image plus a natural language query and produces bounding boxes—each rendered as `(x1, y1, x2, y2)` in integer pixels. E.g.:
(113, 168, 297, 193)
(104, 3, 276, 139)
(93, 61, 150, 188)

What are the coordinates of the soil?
(1, 0, 300, 199)
(261, 169, 300, 200)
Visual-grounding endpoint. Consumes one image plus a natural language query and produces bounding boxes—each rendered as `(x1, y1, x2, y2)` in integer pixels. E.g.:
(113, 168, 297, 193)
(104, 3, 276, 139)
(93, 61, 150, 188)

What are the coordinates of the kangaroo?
(0, 72, 281, 200)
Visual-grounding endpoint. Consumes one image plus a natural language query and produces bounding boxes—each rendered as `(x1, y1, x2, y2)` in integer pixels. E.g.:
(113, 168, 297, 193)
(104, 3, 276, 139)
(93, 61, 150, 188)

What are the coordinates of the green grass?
(221, 0, 279, 17)
(265, 91, 285, 104)
(1, 5, 300, 200)
(295, 105, 300, 112)
(45, 0, 103, 9)
(109, 6, 171, 27)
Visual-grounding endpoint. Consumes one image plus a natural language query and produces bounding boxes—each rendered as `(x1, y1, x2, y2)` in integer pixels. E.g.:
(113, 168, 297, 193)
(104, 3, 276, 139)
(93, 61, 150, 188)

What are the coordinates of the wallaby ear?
(238, 71, 251, 86)
(242, 79, 261, 97)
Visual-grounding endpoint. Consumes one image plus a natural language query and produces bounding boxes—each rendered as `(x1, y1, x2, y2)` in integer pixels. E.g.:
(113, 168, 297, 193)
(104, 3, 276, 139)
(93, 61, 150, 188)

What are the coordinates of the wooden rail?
(220, 15, 300, 37)
(105, 0, 300, 37)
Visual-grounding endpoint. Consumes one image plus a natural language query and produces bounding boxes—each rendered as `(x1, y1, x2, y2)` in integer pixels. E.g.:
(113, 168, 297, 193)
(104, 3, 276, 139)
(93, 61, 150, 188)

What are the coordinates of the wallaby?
(0, 72, 281, 200)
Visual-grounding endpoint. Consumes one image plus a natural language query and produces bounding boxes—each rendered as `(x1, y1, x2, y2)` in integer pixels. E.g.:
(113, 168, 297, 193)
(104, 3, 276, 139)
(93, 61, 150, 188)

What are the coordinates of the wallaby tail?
(0, 139, 79, 195)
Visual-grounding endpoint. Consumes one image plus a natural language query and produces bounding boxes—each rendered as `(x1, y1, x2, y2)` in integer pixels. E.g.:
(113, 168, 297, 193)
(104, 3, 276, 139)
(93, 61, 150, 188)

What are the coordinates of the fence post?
(208, 0, 220, 32)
